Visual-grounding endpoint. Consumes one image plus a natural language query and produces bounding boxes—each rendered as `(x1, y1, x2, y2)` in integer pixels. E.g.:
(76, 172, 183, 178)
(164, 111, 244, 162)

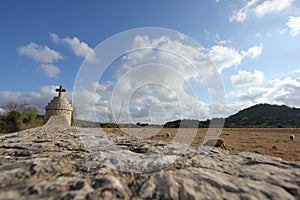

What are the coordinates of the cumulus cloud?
(254, 0, 294, 17)
(231, 71, 300, 108)
(64, 37, 97, 63)
(127, 35, 262, 74)
(73, 34, 222, 122)
(243, 44, 263, 58)
(236, 87, 269, 103)
(49, 32, 60, 43)
(17, 42, 63, 63)
(269, 76, 300, 106)
(72, 83, 112, 122)
(50, 33, 98, 63)
(274, 79, 300, 106)
(230, 0, 294, 22)
(72, 35, 266, 123)
(208, 45, 243, 72)
(40, 64, 60, 78)
(208, 44, 263, 72)
(231, 69, 264, 86)
(286, 16, 300, 36)
(279, 28, 288, 35)
(39, 85, 59, 97)
(230, 0, 259, 22)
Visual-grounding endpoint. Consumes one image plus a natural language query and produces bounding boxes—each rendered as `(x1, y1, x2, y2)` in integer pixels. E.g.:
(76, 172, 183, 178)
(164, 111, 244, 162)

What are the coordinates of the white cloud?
(208, 44, 263, 72)
(17, 42, 63, 63)
(127, 35, 261, 74)
(111, 36, 236, 121)
(64, 37, 97, 63)
(274, 82, 300, 106)
(72, 84, 112, 122)
(1, 72, 299, 124)
(72, 35, 264, 122)
(254, 0, 294, 17)
(243, 44, 263, 58)
(208, 45, 243, 72)
(230, 0, 294, 22)
(236, 87, 269, 103)
(216, 39, 231, 45)
(201, 32, 262, 71)
(40, 64, 60, 78)
(39, 85, 59, 97)
(255, 33, 262, 37)
(108, 36, 261, 121)
(286, 16, 300, 36)
(204, 31, 232, 45)
(270, 76, 300, 106)
(279, 28, 288, 35)
(50, 33, 98, 63)
(231, 69, 264, 86)
(230, 71, 300, 108)
(108, 63, 202, 123)
(230, 0, 259, 22)
(49, 32, 59, 43)
(73, 34, 216, 122)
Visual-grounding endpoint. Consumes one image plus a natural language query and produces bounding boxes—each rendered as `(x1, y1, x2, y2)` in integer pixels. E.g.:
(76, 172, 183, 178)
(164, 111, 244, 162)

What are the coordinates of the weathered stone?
(44, 85, 73, 126)
(0, 119, 299, 199)
(0, 190, 21, 200)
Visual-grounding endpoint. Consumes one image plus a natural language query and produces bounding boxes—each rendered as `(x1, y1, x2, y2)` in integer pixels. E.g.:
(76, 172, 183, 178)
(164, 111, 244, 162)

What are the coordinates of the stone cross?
(56, 85, 66, 97)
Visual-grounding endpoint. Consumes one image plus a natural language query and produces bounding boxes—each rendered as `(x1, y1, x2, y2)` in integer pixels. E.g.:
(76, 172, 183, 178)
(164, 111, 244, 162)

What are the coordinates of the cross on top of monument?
(55, 85, 66, 97)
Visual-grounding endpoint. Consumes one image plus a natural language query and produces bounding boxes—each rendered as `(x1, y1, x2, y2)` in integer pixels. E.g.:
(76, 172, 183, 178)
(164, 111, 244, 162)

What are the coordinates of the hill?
(225, 104, 300, 128)
(164, 104, 300, 128)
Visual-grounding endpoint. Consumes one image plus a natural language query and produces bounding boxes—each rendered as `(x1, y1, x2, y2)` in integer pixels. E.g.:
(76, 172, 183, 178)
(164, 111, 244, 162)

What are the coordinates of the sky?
(0, 0, 300, 124)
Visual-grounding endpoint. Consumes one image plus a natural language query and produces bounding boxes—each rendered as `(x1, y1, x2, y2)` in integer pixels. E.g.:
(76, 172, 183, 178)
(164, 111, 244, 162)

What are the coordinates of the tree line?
(0, 101, 44, 133)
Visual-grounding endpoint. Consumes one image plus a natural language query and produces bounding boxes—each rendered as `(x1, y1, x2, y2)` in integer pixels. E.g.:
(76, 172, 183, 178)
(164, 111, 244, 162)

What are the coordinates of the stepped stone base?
(44, 115, 70, 127)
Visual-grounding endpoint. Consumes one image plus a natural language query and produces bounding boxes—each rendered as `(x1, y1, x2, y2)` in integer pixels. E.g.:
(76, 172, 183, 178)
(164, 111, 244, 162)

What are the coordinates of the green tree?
(0, 101, 43, 133)
(5, 110, 23, 132)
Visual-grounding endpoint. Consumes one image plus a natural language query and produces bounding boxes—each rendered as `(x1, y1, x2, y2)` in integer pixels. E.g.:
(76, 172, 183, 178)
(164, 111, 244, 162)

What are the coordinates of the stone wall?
(0, 125, 299, 199)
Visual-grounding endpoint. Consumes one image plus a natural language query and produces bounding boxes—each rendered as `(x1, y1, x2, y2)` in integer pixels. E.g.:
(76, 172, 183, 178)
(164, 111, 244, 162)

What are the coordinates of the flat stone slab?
(0, 124, 299, 199)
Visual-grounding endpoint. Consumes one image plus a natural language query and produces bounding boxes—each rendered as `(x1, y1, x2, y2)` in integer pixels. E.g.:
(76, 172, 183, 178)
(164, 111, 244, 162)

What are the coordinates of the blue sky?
(1, 0, 300, 123)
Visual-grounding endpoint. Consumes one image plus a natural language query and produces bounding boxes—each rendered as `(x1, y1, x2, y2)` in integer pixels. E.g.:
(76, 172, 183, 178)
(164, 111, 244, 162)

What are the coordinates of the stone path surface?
(0, 117, 300, 199)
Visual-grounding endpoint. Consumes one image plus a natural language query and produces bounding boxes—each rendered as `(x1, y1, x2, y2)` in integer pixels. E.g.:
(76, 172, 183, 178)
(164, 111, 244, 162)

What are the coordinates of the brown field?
(104, 127, 300, 161)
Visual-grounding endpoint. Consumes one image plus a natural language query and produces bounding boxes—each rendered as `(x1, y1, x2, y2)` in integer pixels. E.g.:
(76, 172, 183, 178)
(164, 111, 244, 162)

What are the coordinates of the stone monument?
(44, 85, 73, 125)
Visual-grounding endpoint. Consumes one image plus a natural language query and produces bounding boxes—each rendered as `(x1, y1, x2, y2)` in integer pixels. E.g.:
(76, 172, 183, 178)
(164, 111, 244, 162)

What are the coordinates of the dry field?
(104, 127, 300, 161)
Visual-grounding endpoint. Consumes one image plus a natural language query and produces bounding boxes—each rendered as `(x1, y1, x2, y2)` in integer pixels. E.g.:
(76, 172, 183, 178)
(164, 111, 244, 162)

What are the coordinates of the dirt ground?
(103, 127, 300, 161)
